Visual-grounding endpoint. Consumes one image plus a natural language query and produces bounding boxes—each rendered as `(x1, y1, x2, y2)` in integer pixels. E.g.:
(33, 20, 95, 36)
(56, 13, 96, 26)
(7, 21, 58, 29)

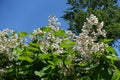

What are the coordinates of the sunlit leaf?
(18, 56, 33, 62)
(106, 54, 118, 61)
(18, 32, 28, 37)
(41, 27, 52, 32)
(34, 67, 49, 77)
(65, 59, 72, 65)
(100, 38, 113, 43)
(106, 46, 116, 53)
(39, 54, 51, 59)
(53, 29, 67, 37)
(29, 42, 41, 47)
(112, 69, 120, 80)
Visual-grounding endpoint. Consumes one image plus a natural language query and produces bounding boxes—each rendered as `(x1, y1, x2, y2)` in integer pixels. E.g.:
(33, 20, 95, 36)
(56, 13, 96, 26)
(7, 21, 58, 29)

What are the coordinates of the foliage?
(0, 14, 120, 80)
(62, 0, 120, 39)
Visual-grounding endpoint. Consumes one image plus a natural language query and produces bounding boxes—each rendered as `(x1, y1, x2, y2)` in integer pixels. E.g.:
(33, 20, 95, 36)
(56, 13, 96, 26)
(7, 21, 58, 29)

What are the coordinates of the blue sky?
(0, 0, 120, 55)
(0, 0, 69, 32)
(0, 0, 120, 32)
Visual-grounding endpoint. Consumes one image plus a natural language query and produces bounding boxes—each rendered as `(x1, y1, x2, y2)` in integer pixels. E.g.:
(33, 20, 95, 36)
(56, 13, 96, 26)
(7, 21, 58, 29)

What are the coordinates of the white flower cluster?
(39, 34, 64, 54)
(32, 15, 64, 54)
(32, 28, 44, 38)
(0, 28, 25, 60)
(32, 14, 107, 57)
(32, 15, 61, 39)
(86, 14, 98, 25)
(48, 14, 61, 31)
(56, 14, 108, 77)
(75, 14, 107, 57)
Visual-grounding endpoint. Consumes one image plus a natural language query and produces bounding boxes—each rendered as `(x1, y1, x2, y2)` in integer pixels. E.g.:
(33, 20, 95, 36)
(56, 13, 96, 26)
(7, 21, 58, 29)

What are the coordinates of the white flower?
(0, 28, 25, 60)
(99, 21, 104, 29)
(48, 14, 61, 27)
(74, 14, 107, 57)
(87, 14, 98, 25)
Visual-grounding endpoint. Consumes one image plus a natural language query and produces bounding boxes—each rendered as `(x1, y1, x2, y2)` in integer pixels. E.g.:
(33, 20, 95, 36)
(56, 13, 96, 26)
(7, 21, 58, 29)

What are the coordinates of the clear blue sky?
(0, 0, 69, 32)
(0, 0, 120, 55)
(0, 0, 120, 32)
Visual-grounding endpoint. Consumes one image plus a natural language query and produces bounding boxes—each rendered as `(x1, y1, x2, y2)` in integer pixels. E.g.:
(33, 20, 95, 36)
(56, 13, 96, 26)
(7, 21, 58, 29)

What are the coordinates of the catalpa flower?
(75, 14, 107, 57)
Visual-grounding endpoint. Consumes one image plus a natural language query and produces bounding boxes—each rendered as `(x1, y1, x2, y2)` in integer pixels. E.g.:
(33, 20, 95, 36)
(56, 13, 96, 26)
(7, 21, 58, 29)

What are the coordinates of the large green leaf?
(29, 42, 41, 47)
(53, 29, 67, 37)
(53, 56, 61, 65)
(112, 69, 120, 80)
(60, 39, 76, 48)
(106, 54, 118, 61)
(106, 46, 116, 54)
(18, 56, 33, 62)
(27, 46, 39, 51)
(18, 32, 28, 37)
(41, 27, 52, 32)
(39, 54, 51, 59)
(65, 59, 72, 65)
(34, 67, 49, 77)
(100, 38, 113, 43)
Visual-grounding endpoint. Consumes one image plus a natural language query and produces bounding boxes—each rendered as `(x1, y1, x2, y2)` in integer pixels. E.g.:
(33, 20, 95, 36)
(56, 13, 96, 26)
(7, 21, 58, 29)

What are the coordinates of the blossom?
(74, 14, 107, 57)
(48, 14, 61, 31)
(0, 28, 25, 60)
(48, 14, 61, 27)
(31, 15, 65, 54)
(86, 14, 98, 25)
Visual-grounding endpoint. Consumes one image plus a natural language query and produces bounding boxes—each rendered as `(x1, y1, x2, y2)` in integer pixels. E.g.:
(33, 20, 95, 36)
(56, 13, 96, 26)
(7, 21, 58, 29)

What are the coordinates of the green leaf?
(106, 46, 115, 53)
(18, 56, 33, 62)
(65, 59, 72, 65)
(39, 54, 51, 59)
(60, 43, 71, 48)
(100, 38, 113, 43)
(112, 69, 120, 80)
(106, 54, 118, 61)
(18, 32, 28, 37)
(41, 27, 52, 32)
(34, 67, 49, 77)
(34, 71, 45, 77)
(60, 39, 76, 49)
(15, 48, 23, 53)
(7, 68, 13, 73)
(27, 46, 39, 51)
(53, 56, 61, 65)
(29, 42, 41, 47)
(48, 61, 55, 65)
(24, 51, 32, 55)
(54, 29, 67, 37)
(12, 48, 23, 57)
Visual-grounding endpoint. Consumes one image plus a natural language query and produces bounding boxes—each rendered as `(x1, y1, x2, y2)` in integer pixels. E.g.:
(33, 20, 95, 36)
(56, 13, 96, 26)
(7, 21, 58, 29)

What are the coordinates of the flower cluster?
(48, 14, 61, 27)
(75, 14, 107, 57)
(0, 28, 25, 60)
(0, 14, 116, 79)
(32, 14, 108, 64)
(32, 15, 64, 54)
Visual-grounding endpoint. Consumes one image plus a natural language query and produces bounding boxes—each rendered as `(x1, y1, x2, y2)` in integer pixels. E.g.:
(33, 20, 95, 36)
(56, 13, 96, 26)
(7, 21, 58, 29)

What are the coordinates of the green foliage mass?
(0, 26, 120, 80)
(0, 10, 120, 79)
(62, 0, 120, 39)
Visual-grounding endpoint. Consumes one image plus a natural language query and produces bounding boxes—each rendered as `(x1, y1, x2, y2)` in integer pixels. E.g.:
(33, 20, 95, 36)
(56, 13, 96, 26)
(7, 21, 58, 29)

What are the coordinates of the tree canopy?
(62, 0, 120, 39)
